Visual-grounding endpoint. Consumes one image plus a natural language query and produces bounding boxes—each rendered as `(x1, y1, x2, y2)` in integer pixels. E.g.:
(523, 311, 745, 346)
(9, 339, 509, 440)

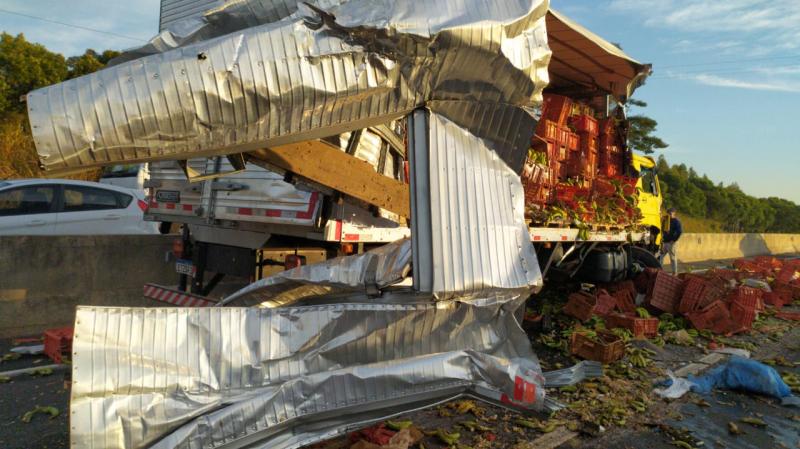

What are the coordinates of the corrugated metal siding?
(28, 0, 549, 175)
(159, 0, 220, 32)
(70, 300, 537, 448)
(421, 112, 542, 296)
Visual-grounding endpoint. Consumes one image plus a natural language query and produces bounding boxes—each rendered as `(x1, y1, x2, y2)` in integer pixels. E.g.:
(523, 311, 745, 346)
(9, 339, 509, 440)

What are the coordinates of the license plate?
(156, 190, 180, 203)
(175, 259, 195, 277)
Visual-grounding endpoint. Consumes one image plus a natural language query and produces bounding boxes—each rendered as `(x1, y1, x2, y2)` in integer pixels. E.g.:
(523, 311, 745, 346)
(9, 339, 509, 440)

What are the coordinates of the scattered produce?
(21, 406, 60, 423)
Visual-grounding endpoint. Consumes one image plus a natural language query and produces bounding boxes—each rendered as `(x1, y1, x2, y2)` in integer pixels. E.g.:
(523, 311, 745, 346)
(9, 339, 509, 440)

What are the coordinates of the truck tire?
(629, 245, 661, 271)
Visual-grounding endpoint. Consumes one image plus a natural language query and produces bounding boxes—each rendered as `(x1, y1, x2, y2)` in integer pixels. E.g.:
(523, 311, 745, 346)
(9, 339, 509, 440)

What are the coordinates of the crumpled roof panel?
(545, 9, 651, 100)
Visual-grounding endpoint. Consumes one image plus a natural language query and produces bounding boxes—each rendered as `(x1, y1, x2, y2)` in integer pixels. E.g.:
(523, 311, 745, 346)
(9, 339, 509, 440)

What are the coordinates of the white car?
(0, 179, 159, 235)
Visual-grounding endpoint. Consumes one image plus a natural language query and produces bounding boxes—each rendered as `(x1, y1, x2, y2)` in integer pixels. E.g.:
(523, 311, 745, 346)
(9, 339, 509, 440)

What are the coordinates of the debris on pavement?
(21, 405, 60, 423)
(9, 345, 43, 355)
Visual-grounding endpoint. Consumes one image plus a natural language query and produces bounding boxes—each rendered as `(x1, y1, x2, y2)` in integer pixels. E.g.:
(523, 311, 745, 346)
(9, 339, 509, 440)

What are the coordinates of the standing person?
(659, 208, 683, 274)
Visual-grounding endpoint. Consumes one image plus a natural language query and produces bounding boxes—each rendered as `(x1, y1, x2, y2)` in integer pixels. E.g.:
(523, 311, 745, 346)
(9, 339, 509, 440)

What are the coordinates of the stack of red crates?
(598, 118, 623, 177)
(567, 111, 599, 179)
(525, 94, 625, 209)
(534, 94, 574, 181)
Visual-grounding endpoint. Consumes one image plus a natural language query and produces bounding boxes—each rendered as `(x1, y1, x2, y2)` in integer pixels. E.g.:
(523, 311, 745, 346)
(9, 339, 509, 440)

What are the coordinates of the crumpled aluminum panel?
(409, 111, 543, 297)
(219, 238, 411, 307)
(70, 295, 541, 449)
(27, 0, 549, 175)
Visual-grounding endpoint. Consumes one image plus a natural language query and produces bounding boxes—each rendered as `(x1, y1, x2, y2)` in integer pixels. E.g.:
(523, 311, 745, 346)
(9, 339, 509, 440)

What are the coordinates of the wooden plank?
(250, 140, 410, 217)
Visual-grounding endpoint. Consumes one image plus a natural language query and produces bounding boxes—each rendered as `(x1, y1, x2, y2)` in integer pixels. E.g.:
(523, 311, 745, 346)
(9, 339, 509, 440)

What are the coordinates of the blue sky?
(0, 0, 798, 202)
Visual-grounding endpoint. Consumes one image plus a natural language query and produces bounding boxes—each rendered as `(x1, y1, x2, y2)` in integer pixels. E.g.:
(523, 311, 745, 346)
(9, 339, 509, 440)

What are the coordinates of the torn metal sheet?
(70, 297, 541, 449)
(409, 110, 543, 297)
(28, 0, 550, 175)
(219, 238, 411, 307)
(543, 360, 603, 387)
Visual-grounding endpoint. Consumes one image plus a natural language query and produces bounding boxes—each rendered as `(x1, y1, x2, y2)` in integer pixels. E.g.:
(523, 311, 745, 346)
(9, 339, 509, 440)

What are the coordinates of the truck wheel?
(159, 221, 173, 234)
(629, 245, 661, 272)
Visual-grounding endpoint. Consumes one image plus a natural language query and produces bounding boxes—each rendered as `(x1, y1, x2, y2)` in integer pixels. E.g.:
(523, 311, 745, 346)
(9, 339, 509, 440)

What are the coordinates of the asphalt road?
(0, 287, 798, 449)
(0, 339, 69, 449)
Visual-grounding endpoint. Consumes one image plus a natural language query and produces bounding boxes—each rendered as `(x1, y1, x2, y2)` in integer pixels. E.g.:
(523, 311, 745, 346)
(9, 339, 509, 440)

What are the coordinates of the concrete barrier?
(0, 235, 177, 337)
(678, 233, 800, 263)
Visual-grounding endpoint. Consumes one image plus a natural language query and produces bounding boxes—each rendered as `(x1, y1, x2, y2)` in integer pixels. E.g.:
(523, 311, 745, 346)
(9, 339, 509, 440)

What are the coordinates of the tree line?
(656, 156, 800, 233)
(0, 32, 117, 178)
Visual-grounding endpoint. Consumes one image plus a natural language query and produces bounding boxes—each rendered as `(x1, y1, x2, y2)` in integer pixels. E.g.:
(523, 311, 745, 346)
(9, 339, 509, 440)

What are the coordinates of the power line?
(658, 54, 800, 70)
(0, 7, 148, 42)
(650, 63, 800, 80)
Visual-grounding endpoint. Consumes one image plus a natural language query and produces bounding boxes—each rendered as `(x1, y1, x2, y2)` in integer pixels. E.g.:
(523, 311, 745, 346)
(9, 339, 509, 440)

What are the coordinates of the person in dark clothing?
(659, 207, 683, 274)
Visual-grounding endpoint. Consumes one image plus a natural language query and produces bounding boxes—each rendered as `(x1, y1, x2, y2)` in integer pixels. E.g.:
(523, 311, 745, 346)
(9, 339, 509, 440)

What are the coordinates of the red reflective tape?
(500, 393, 512, 404)
(524, 381, 536, 403)
(335, 220, 343, 241)
(533, 235, 541, 241)
(182, 204, 193, 211)
(149, 201, 159, 209)
(561, 235, 568, 241)
(514, 376, 524, 401)
(295, 210, 312, 219)
(174, 294, 187, 306)
(165, 203, 176, 210)
(239, 208, 253, 216)
(343, 233, 360, 242)
(265, 209, 281, 217)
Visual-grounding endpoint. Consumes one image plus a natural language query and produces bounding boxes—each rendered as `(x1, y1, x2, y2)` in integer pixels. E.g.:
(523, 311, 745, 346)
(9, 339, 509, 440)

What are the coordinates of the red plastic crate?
(567, 132, 579, 150)
(43, 327, 73, 364)
(686, 301, 735, 334)
(776, 310, 800, 321)
(542, 94, 572, 125)
(604, 313, 659, 338)
(570, 115, 599, 135)
(537, 119, 559, 141)
(728, 286, 760, 309)
(580, 135, 598, 153)
(563, 290, 614, 321)
(565, 157, 594, 179)
(612, 289, 637, 315)
(599, 118, 615, 135)
(570, 330, 625, 364)
(678, 276, 705, 314)
(595, 290, 617, 316)
(649, 271, 685, 313)
(776, 267, 797, 284)
(593, 178, 616, 197)
(730, 301, 757, 331)
(554, 185, 582, 203)
(763, 289, 791, 309)
(522, 179, 551, 205)
(634, 268, 659, 296)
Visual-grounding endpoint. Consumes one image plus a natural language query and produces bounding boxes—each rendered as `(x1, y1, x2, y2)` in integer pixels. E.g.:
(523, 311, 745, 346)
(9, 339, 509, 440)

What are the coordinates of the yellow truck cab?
(631, 153, 664, 246)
